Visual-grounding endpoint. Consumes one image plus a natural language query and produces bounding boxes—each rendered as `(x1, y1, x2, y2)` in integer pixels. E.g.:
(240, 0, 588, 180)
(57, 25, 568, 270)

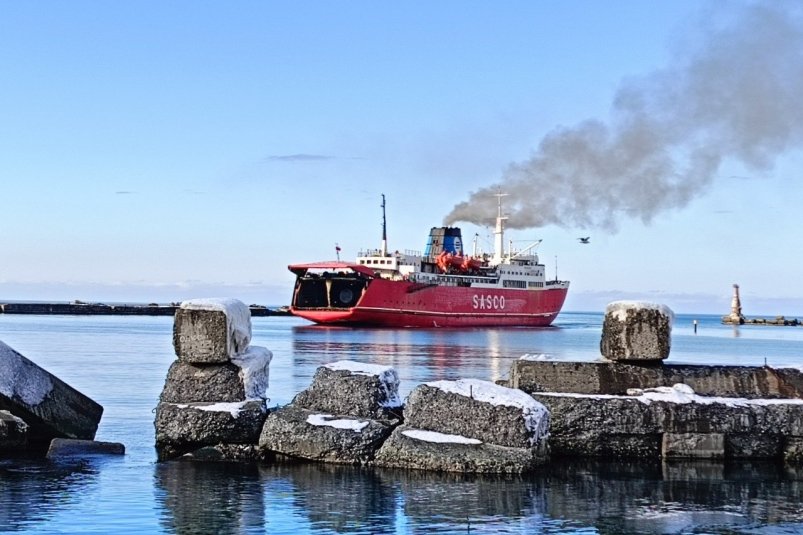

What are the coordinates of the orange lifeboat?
(437, 252, 481, 273)
(461, 256, 482, 271)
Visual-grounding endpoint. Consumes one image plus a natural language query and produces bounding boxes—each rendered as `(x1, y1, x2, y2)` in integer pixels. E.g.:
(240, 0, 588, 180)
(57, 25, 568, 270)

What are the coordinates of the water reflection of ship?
(291, 326, 510, 385)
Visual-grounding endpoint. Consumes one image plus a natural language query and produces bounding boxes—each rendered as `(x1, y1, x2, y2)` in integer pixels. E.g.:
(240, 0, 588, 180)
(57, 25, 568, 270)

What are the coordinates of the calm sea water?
(2, 311, 803, 534)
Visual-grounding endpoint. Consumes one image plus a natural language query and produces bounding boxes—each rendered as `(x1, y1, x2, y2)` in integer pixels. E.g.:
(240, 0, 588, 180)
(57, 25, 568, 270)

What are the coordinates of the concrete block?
(159, 361, 246, 403)
(258, 405, 395, 465)
(601, 301, 673, 362)
(46, 438, 125, 459)
(0, 340, 103, 444)
(373, 424, 547, 473)
(549, 431, 661, 458)
(783, 437, 803, 462)
(0, 410, 28, 450)
(172, 299, 251, 363)
(292, 361, 402, 421)
(509, 360, 803, 399)
(725, 433, 782, 458)
(662, 433, 725, 459)
(154, 400, 266, 461)
(405, 379, 549, 449)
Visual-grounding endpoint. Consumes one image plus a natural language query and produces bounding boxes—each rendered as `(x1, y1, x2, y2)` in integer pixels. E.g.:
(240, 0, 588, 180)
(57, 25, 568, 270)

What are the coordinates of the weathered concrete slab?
(373, 380, 549, 473)
(0, 410, 28, 450)
(173, 299, 251, 364)
(291, 361, 403, 421)
(175, 443, 266, 462)
(373, 424, 546, 473)
(785, 437, 803, 462)
(160, 361, 246, 403)
(600, 301, 673, 362)
(154, 400, 267, 461)
(404, 379, 549, 448)
(0, 340, 103, 444)
(546, 431, 661, 458)
(508, 360, 803, 399)
(46, 438, 125, 459)
(662, 433, 725, 459)
(258, 405, 396, 465)
(533, 387, 803, 459)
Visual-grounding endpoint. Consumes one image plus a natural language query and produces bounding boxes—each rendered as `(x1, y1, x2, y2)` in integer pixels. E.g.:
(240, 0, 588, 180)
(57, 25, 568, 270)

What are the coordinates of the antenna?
(554, 255, 558, 282)
(380, 194, 388, 256)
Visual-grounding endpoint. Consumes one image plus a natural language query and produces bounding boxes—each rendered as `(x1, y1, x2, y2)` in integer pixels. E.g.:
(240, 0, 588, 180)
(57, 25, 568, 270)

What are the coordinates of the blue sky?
(2, 1, 802, 315)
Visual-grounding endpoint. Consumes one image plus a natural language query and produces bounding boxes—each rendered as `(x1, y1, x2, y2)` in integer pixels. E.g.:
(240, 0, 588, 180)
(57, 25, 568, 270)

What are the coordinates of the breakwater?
(0, 302, 289, 317)
(150, 299, 803, 470)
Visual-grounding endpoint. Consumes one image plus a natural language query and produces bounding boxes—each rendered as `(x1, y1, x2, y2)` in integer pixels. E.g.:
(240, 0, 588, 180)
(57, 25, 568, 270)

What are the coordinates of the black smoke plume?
(444, 2, 803, 230)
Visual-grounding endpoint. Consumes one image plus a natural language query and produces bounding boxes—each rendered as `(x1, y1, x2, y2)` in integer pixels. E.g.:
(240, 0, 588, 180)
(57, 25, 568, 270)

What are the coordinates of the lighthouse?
(729, 284, 745, 324)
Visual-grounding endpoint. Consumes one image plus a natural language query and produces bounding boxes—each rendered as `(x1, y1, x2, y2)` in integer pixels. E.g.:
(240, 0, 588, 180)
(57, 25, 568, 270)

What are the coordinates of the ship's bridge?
(356, 249, 421, 280)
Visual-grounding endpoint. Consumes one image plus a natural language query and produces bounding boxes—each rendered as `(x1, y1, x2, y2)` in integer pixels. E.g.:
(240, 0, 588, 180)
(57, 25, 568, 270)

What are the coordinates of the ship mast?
(380, 193, 388, 256)
(492, 192, 508, 265)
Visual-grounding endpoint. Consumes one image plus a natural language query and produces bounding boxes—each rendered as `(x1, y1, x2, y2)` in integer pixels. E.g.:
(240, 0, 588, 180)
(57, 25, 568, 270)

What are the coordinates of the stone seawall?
(0, 302, 289, 317)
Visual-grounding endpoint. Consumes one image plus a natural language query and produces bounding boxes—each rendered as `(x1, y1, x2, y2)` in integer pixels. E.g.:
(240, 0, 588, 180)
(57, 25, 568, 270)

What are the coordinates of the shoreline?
(0, 302, 291, 317)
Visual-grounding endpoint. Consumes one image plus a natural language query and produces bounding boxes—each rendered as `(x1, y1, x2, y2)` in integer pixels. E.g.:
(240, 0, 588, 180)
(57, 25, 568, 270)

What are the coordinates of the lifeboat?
(436, 251, 481, 273)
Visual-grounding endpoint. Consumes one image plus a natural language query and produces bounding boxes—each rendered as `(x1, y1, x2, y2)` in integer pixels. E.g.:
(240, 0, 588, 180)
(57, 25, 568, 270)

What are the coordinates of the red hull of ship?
(290, 277, 568, 328)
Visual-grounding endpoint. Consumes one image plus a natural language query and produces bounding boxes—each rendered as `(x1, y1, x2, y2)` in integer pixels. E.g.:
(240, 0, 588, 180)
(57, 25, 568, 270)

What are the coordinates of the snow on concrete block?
(0, 410, 28, 450)
(173, 298, 252, 363)
(0, 340, 103, 444)
(404, 379, 549, 449)
(601, 301, 674, 362)
(258, 405, 396, 465)
(231, 345, 272, 400)
(291, 361, 403, 421)
(154, 400, 267, 461)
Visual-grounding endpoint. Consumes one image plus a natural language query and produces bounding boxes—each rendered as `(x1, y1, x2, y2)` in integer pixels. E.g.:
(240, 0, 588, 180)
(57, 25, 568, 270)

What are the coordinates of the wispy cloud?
(265, 153, 334, 162)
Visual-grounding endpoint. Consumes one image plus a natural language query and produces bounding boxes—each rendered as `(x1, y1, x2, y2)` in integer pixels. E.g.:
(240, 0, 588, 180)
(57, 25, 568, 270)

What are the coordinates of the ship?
(288, 194, 570, 327)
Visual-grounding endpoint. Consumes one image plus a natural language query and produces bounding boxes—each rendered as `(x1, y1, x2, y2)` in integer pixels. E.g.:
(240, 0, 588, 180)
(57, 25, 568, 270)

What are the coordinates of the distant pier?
(0, 302, 290, 317)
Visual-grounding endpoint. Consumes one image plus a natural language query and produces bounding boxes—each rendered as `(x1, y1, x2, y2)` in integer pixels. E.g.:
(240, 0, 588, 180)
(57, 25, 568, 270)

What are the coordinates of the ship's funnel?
(424, 227, 463, 259)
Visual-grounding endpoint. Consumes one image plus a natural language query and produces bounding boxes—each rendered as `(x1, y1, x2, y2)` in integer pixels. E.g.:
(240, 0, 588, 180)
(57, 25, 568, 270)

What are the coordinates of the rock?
(159, 361, 246, 403)
(0, 340, 103, 445)
(374, 424, 546, 473)
(600, 301, 673, 362)
(291, 361, 403, 421)
(0, 410, 28, 450)
(374, 379, 549, 473)
(46, 438, 125, 459)
(154, 400, 267, 460)
(173, 298, 251, 363)
(258, 405, 396, 465)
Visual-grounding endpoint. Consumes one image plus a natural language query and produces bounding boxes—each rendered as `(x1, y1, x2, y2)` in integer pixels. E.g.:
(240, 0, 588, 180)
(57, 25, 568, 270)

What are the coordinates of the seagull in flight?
(578, 237, 590, 244)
